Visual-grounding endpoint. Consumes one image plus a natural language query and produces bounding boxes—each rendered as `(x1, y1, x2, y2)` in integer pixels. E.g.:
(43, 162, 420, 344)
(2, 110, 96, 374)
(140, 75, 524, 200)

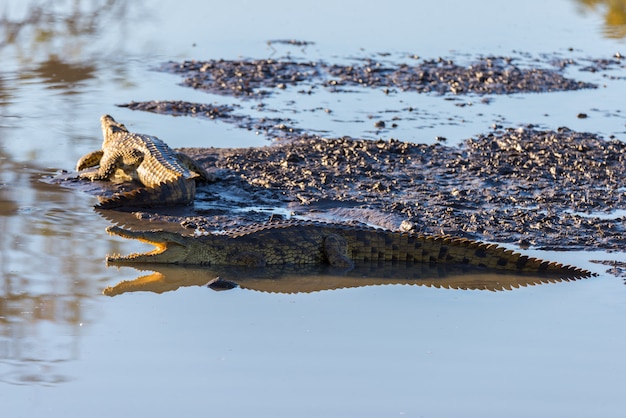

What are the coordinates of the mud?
(164, 59, 322, 98)
(122, 52, 620, 140)
(118, 100, 305, 138)
(62, 126, 624, 253)
(322, 56, 595, 95)
(118, 101, 236, 119)
(61, 50, 626, 253)
(590, 260, 626, 278)
(162, 54, 596, 99)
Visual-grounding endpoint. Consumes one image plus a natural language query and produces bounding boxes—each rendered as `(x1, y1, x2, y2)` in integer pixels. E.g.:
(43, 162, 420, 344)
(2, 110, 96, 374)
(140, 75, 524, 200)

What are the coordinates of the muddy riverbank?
(59, 124, 625, 253)
(187, 126, 625, 251)
(53, 51, 626, 253)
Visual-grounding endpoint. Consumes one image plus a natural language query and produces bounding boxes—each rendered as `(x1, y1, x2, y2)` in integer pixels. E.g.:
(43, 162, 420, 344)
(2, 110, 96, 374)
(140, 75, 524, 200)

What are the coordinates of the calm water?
(1, 1, 626, 417)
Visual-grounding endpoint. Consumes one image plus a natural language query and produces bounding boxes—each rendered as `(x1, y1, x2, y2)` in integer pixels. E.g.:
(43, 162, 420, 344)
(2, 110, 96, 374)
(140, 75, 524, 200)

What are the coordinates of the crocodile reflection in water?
(103, 263, 589, 297)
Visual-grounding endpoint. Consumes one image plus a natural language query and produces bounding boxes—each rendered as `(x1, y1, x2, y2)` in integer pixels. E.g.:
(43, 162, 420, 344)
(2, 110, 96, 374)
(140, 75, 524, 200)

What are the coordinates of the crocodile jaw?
(105, 226, 189, 264)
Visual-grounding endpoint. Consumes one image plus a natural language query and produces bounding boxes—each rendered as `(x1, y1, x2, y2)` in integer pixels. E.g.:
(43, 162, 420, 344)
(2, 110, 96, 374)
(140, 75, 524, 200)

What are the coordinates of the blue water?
(1, 1, 626, 417)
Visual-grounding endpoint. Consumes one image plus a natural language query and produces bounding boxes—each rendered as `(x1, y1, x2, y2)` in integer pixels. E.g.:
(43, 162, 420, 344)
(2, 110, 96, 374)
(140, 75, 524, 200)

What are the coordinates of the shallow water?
(1, 0, 626, 416)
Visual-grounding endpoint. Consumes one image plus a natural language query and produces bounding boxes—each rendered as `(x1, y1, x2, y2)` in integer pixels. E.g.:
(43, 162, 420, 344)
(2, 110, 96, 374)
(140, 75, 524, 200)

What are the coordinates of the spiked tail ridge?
(422, 235, 594, 278)
(503, 253, 594, 278)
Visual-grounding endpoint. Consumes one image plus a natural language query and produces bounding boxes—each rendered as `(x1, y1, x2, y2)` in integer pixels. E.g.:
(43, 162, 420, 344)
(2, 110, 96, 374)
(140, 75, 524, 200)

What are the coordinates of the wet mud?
(118, 100, 306, 138)
(121, 52, 623, 139)
(57, 126, 625, 253)
(178, 127, 626, 251)
(56, 50, 626, 255)
(590, 260, 626, 278)
(161, 55, 597, 99)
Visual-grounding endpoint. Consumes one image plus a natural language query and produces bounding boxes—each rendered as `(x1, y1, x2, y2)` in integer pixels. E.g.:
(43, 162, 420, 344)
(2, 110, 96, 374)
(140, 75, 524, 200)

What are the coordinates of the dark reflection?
(0, 77, 11, 108)
(0, 0, 132, 61)
(0, 0, 151, 385)
(103, 263, 585, 297)
(0, 153, 19, 216)
(0, 294, 80, 385)
(0, 0, 154, 385)
(574, 0, 626, 38)
(0, 0, 145, 120)
(0, 0, 144, 387)
(26, 57, 97, 92)
(0, 160, 105, 386)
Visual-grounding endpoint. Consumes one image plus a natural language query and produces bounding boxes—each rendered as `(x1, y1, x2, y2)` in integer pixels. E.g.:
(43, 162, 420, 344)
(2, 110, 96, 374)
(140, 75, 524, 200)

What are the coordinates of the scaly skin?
(76, 114, 213, 208)
(105, 220, 593, 278)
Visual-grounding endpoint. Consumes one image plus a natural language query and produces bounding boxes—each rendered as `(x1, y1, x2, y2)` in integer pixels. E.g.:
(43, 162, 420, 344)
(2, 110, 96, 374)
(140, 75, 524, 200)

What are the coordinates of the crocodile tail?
(438, 236, 595, 278)
(96, 178, 196, 208)
(514, 256, 594, 278)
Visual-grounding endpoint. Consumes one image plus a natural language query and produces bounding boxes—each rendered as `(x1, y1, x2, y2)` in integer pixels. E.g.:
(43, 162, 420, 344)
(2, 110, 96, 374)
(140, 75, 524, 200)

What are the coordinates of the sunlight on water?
(1, 0, 626, 417)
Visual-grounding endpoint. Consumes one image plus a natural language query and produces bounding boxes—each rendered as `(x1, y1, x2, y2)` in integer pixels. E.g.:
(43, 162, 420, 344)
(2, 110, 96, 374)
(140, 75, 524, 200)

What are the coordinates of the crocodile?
(105, 220, 593, 278)
(76, 114, 213, 208)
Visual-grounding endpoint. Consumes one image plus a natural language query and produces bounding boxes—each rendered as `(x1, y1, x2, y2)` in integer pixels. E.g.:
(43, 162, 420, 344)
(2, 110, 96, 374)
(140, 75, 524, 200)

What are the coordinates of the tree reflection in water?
(574, 0, 626, 38)
(0, 0, 132, 63)
(0, 0, 135, 386)
(0, 158, 90, 385)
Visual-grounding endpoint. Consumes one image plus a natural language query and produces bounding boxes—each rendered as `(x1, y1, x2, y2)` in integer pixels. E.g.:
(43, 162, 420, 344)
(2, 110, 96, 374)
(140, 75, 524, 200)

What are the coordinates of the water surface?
(1, 1, 626, 417)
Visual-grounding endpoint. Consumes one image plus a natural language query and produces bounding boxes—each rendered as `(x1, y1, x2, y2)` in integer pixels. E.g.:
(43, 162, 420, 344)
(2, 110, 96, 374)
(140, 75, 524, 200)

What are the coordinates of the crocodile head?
(100, 114, 131, 148)
(106, 226, 191, 264)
